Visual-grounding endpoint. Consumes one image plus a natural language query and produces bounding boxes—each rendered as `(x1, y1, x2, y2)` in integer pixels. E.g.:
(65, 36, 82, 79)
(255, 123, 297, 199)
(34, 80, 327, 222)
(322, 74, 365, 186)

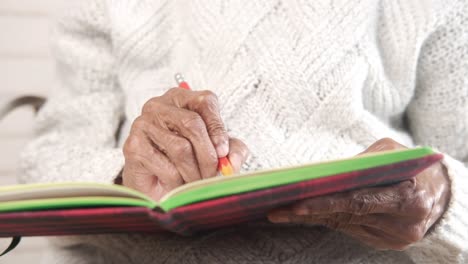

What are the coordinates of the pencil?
(174, 73, 234, 176)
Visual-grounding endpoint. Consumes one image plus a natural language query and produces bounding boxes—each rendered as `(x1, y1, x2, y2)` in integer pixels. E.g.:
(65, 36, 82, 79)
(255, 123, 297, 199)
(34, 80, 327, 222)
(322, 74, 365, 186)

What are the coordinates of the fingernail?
(268, 215, 290, 223)
(216, 142, 229, 157)
(267, 212, 290, 223)
(293, 208, 309, 216)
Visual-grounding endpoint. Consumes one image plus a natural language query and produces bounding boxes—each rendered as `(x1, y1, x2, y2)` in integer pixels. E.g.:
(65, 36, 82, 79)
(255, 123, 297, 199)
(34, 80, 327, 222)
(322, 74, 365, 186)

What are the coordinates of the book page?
(0, 182, 153, 203)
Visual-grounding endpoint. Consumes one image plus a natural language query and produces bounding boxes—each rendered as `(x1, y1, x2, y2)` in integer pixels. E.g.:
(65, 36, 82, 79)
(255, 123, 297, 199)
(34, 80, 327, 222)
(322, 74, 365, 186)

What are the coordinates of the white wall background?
(0, 1, 66, 262)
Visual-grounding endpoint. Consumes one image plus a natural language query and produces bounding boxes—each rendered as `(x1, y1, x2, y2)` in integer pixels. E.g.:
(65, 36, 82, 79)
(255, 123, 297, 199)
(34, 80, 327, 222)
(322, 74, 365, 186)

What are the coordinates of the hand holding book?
(268, 138, 451, 250)
(0, 144, 442, 239)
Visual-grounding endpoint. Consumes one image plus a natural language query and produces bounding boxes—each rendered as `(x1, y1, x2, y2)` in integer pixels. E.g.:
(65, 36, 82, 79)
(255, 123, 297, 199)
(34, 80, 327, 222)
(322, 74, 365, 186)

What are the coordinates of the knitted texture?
(19, 0, 468, 263)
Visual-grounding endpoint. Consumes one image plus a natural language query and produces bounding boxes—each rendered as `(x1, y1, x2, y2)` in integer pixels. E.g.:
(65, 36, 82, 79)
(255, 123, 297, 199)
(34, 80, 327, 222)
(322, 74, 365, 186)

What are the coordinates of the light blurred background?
(0, 0, 66, 262)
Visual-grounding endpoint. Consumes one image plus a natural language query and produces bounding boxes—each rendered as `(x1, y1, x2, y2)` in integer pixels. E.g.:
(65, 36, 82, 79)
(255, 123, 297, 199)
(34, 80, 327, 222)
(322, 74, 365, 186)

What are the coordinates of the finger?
(268, 210, 356, 231)
(123, 131, 184, 198)
(268, 209, 416, 251)
(268, 212, 397, 246)
(166, 88, 229, 157)
(283, 211, 422, 247)
(283, 212, 408, 232)
(148, 105, 219, 179)
(132, 116, 203, 183)
(268, 211, 358, 233)
(345, 225, 410, 251)
(291, 185, 403, 216)
(349, 213, 425, 245)
(267, 209, 293, 223)
(227, 138, 250, 173)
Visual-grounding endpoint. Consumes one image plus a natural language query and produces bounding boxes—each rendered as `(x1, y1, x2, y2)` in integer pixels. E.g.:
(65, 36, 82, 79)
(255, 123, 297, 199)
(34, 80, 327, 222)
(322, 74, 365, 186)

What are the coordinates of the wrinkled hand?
(122, 88, 249, 201)
(268, 138, 451, 250)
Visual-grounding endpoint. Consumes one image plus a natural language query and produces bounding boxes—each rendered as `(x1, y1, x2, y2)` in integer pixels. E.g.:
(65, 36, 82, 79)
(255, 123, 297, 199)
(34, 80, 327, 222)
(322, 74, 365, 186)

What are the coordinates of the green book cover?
(0, 147, 436, 213)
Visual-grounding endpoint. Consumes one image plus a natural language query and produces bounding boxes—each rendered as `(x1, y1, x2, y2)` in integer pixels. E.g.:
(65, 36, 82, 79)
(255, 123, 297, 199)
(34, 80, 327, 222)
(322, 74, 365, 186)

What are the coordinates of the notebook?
(0, 147, 442, 238)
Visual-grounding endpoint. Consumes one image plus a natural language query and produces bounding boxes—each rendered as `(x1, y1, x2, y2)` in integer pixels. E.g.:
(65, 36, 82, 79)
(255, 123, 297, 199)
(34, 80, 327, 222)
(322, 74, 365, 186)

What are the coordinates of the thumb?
(227, 138, 250, 173)
(359, 138, 407, 156)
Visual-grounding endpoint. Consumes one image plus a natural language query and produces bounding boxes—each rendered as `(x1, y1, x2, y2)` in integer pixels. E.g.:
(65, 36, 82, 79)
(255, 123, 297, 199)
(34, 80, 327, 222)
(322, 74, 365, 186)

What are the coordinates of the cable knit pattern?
(19, 0, 468, 263)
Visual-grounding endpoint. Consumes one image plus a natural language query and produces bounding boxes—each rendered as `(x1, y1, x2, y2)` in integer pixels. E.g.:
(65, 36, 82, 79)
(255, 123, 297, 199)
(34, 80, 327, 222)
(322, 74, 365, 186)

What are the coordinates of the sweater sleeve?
(19, 0, 125, 184)
(404, 2, 468, 263)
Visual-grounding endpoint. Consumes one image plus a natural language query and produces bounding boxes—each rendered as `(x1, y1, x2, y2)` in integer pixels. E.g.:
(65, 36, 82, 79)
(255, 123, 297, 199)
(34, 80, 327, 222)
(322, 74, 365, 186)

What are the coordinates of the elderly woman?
(21, 0, 467, 263)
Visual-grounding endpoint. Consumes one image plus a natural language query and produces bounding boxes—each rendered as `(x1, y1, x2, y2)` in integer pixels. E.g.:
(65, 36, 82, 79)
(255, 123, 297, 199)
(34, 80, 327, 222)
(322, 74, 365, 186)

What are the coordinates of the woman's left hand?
(267, 138, 451, 250)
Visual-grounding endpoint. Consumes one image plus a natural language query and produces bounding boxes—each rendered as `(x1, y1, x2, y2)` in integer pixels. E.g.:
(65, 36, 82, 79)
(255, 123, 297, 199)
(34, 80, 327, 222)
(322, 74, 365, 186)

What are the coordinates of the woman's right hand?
(122, 88, 250, 201)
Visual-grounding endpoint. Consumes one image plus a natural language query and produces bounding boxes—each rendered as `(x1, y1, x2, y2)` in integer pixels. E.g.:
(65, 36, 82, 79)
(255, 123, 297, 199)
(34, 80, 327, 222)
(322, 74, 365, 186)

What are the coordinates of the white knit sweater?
(20, 0, 468, 263)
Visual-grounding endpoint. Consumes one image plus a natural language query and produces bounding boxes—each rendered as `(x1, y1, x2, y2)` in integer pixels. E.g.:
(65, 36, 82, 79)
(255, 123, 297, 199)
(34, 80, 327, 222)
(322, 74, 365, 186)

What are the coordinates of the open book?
(0, 147, 442, 237)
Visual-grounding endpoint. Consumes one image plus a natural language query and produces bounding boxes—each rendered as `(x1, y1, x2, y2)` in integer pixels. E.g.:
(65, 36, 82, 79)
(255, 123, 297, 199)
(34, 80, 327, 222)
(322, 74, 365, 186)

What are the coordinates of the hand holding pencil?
(121, 73, 249, 200)
(174, 73, 235, 176)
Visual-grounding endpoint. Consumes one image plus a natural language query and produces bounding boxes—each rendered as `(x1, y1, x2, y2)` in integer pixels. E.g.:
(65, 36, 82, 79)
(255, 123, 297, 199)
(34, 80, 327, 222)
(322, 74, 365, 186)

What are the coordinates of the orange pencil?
(174, 73, 234, 176)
